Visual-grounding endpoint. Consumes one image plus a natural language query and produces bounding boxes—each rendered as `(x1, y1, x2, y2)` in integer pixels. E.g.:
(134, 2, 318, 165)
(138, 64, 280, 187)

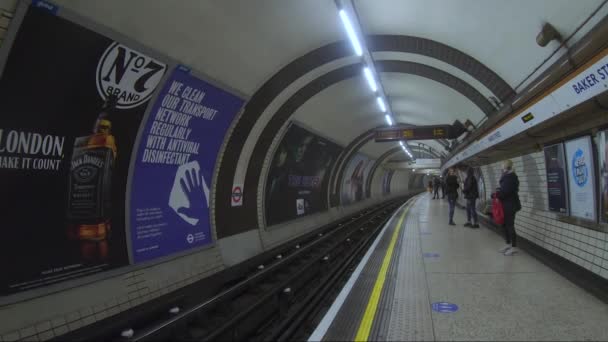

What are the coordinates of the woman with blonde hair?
(497, 159, 521, 256)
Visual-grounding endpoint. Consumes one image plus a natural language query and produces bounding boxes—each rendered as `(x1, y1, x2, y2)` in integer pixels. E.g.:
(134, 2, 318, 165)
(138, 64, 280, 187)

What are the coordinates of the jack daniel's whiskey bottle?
(67, 97, 117, 241)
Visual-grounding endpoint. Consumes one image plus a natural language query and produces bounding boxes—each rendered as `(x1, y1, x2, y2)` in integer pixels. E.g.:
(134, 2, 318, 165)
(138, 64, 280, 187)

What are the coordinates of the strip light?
(339, 9, 363, 56)
(337, 4, 411, 158)
(385, 114, 393, 126)
(363, 67, 377, 92)
(377, 97, 386, 112)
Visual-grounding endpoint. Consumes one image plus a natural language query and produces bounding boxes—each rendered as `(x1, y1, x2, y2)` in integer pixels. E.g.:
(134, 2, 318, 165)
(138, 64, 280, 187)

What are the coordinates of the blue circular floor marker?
(423, 252, 440, 258)
(432, 302, 459, 313)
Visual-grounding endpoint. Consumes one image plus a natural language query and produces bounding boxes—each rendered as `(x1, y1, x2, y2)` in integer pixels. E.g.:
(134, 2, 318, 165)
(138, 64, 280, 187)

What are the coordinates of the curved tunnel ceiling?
(55, 0, 606, 162)
(292, 61, 491, 156)
(357, 0, 608, 90)
(55, 0, 606, 97)
(50, 0, 608, 234)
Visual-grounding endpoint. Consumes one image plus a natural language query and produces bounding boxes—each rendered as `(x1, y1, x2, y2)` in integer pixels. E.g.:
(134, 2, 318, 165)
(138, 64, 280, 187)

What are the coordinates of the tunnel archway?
(332, 138, 441, 206)
(216, 35, 514, 237)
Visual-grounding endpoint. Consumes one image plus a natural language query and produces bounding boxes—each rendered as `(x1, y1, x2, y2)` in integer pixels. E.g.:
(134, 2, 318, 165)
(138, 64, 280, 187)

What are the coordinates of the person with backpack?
(496, 160, 521, 256)
(463, 167, 480, 228)
(445, 168, 459, 225)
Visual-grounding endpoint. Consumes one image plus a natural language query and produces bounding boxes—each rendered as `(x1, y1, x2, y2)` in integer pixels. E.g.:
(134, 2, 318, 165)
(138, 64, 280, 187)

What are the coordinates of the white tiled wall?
(480, 151, 608, 280)
(0, 246, 224, 341)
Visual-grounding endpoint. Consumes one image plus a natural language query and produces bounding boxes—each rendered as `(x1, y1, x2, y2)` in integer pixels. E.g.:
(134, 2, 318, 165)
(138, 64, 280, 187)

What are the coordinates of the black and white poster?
(265, 123, 342, 226)
(0, 2, 167, 295)
(543, 143, 568, 214)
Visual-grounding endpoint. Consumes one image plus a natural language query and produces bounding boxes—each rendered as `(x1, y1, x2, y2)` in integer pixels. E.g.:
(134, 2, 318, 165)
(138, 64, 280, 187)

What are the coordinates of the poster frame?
(563, 135, 598, 223)
(595, 128, 608, 225)
(340, 152, 375, 205)
(261, 120, 343, 229)
(543, 142, 569, 215)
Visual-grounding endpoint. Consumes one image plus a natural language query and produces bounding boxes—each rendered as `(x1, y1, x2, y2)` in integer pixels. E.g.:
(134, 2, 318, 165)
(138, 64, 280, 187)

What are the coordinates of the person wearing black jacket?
(445, 168, 459, 226)
(432, 177, 441, 199)
(463, 168, 480, 228)
(497, 160, 521, 256)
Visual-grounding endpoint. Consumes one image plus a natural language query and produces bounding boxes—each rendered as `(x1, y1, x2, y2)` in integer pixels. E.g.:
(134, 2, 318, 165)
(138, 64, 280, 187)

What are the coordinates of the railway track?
(57, 195, 415, 341)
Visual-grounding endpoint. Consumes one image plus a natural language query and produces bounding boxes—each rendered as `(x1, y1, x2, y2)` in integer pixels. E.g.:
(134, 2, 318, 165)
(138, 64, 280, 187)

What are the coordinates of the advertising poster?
(382, 169, 395, 195)
(565, 136, 597, 221)
(476, 168, 487, 210)
(265, 124, 342, 226)
(341, 153, 372, 205)
(597, 130, 608, 223)
(0, 3, 167, 294)
(543, 143, 568, 214)
(130, 67, 243, 263)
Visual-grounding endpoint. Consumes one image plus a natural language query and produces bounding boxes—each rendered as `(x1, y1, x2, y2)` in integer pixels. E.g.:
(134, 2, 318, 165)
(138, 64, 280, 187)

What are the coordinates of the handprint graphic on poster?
(169, 161, 209, 226)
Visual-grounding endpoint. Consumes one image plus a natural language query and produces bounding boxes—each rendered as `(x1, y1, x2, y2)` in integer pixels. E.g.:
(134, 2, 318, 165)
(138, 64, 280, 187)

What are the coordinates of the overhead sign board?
(375, 125, 460, 142)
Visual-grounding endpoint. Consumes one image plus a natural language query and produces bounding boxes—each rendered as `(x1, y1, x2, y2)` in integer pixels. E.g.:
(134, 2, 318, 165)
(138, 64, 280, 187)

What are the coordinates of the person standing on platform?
(497, 160, 521, 256)
(445, 169, 459, 225)
(463, 168, 480, 228)
(441, 176, 446, 199)
(432, 176, 441, 199)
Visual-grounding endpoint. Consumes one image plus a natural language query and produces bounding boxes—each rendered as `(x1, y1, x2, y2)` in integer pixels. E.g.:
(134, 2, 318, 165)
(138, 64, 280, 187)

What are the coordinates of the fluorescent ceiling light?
(363, 67, 377, 92)
(339, 9, 363, 56)
(377, 97, 386, 112)
(385, 114, 393, 126)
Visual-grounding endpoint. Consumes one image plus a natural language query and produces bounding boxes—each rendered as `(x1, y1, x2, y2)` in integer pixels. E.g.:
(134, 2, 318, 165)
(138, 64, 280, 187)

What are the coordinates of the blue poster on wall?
(129, 66, 244, 263)
(564, 136, 596, 221)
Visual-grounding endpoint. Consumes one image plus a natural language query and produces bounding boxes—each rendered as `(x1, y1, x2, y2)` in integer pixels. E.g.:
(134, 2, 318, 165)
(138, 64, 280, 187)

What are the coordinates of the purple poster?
(130, 66, 243, 263)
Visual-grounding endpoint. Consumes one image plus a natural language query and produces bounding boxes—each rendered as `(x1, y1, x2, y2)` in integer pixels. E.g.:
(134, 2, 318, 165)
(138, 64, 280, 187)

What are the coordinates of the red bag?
(492, 196, 504, 225)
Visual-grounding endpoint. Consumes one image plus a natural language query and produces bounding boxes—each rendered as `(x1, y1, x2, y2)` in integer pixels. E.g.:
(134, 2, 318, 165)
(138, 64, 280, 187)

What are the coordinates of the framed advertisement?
(0, 1, 170, 295)
(475, 168, 486, 211)
(564, 136, 597, 221)
(341, 153, 372, 205)
(382, 169, 395, 195)
(129, 66, 244, 263)
(596, 130, 608, 223)
(265, 123, 342, 226)
(543, 143, 569, 214)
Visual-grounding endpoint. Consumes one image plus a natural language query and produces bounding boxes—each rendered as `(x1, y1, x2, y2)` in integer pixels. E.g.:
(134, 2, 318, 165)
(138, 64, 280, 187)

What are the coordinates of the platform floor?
(309, 193, 608, 341)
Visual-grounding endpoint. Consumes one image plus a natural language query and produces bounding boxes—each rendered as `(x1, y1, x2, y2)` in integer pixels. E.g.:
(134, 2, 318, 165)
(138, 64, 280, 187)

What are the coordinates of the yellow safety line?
(354, 204, 410, 342)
